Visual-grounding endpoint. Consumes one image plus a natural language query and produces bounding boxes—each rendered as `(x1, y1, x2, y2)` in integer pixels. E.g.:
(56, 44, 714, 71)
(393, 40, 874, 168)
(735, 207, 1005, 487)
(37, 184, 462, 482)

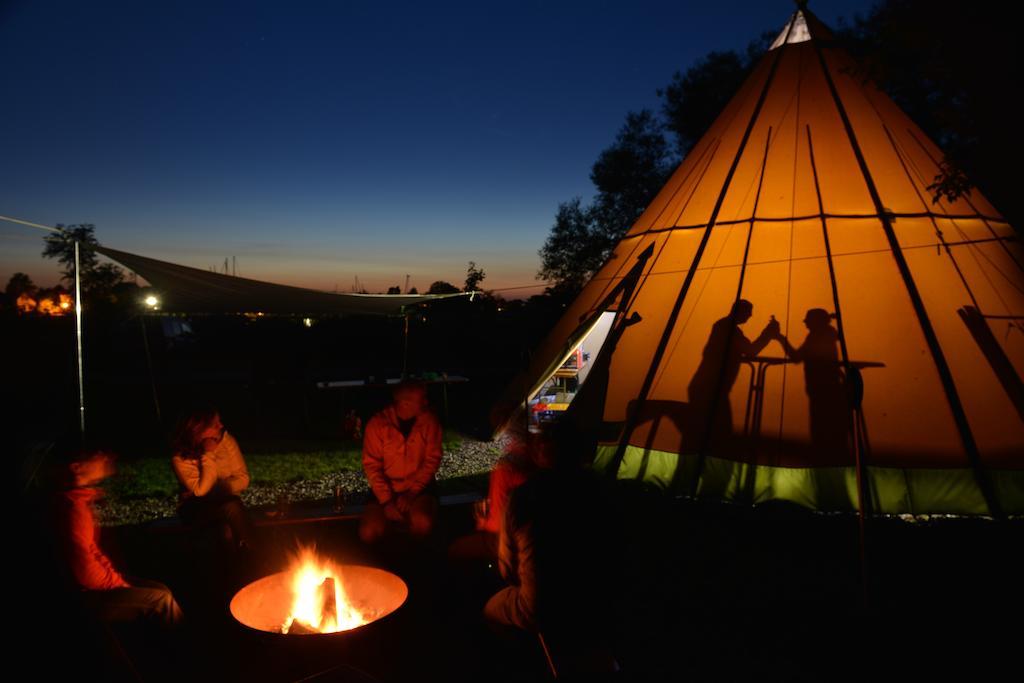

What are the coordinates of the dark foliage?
(427, 280, 460, 295)
(539, 111, 673, 293)
(5, 271, 36, 298)
(41, 224, 125, 298)
(839, 0, 1019, 225)
(464, 261, 486, 292)
(658, 35, 772, 156)
(537, 198, 606, 293)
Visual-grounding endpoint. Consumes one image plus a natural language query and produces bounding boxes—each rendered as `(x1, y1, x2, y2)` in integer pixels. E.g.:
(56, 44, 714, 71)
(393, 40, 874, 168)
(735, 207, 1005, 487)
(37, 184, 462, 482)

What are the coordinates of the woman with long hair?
(170, 404, 252, 550)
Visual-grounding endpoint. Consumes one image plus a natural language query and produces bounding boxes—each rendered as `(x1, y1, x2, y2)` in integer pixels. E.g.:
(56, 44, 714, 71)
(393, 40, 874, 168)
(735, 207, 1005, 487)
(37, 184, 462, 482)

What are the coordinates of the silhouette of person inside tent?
(686, 299, 779, 443)
(776, 308, 851, 461)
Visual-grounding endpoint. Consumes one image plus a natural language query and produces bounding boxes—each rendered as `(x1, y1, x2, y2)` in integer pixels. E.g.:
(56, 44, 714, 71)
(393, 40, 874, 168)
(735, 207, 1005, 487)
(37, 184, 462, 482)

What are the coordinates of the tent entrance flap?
(527, 311, 616, 429)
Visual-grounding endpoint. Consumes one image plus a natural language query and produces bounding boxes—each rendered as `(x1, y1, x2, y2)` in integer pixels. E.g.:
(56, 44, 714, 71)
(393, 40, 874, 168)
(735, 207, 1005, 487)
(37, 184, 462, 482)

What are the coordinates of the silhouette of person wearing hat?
(776, 308, 850, 460)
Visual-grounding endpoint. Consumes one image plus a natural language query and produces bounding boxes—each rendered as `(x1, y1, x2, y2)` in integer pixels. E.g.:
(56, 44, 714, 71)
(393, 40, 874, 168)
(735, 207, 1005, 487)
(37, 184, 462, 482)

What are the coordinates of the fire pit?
(230, 546, 407, 635)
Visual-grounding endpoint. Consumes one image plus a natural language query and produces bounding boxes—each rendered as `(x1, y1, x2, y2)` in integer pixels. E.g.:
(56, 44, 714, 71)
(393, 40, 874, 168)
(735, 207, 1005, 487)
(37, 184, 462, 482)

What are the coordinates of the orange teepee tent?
(497, 6, 1023, 516)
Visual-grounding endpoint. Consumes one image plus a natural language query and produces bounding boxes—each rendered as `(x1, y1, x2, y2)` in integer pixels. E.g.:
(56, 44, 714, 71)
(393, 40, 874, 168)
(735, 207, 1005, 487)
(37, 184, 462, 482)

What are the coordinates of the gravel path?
(97, 435, 503, 527)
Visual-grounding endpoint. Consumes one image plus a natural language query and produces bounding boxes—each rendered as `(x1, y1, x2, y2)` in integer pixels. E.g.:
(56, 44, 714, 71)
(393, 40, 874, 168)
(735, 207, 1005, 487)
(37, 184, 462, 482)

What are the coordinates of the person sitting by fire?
(53, 439, 184, 628)
(449, 422, 552, 565)
(359, 381, 443, 543)
(483, 420, 617, 676)
(171, 404, 252, 551)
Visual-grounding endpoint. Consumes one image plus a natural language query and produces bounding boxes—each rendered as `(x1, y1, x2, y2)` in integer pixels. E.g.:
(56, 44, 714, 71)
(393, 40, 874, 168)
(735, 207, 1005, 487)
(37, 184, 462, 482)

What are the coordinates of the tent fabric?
(94, 245, 468, 316)
(496, 8, 1024, 516)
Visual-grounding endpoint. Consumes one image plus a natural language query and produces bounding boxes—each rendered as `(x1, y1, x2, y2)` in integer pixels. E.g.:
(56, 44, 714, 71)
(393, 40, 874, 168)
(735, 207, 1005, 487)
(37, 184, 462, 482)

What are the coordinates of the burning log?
(283, 577, 337, 634)
(319, 577, 337, 627)
(286, 620, 319, 635)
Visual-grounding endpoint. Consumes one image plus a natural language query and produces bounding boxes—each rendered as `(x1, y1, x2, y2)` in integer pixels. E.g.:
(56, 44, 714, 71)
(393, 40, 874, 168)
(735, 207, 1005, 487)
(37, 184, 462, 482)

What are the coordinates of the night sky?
(0, 0, 876, 296)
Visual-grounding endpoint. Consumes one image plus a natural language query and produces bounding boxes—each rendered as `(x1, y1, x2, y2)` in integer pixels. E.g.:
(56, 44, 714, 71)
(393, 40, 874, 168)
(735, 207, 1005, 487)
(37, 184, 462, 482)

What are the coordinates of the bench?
(148, 491, 483, 532)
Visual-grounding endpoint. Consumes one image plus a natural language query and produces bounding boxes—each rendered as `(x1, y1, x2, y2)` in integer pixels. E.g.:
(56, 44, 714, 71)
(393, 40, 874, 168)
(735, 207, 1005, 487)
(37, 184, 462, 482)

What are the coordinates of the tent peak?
(770, 10, 811, 49)
(769, 5, 833, 50)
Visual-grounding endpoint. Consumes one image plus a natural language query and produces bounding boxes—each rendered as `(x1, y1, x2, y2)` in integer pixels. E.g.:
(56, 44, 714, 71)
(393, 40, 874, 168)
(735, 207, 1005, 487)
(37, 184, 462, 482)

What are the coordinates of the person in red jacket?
(54, 445, 183, 627)
(359, 382, 443, 543)
(448, 423, 552, 564)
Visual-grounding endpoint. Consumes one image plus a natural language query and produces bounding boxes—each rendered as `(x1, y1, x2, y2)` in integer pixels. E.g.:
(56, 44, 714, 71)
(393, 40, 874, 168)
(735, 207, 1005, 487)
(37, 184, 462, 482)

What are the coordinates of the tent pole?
(402, 313, 410, 379)
(604, 24, 794, 488)
(522, 348, 531, 434)
(74, 240, 86, 437)
(699, 126, 774, 505)
(806, 125, 871, 607)
(139, 315, 162, 424)
(807, 16, 1002, 520)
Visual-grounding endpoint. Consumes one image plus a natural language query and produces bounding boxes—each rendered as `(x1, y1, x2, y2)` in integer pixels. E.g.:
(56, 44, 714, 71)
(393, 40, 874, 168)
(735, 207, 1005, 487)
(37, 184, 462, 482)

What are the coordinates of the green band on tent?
(594, 444, 1024, 516)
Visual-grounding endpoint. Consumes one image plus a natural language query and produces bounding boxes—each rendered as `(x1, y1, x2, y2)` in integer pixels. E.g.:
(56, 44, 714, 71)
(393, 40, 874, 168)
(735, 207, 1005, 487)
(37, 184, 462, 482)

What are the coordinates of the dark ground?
(17, 486, 1023, 683)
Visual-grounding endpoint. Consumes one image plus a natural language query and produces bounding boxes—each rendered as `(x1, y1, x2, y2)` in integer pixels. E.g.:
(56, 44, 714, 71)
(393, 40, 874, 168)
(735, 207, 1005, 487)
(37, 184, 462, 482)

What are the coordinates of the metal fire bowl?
(230, 564, 408, 636)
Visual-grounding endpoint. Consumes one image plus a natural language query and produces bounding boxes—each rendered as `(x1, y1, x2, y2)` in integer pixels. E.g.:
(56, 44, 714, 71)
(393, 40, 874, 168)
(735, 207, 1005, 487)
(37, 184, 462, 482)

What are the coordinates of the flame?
(281, 546, 368, 634)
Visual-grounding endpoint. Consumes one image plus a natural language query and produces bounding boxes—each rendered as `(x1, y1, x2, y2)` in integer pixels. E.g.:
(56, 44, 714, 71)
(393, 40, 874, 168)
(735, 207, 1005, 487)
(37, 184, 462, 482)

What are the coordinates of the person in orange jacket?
(359, 382, 443, 543)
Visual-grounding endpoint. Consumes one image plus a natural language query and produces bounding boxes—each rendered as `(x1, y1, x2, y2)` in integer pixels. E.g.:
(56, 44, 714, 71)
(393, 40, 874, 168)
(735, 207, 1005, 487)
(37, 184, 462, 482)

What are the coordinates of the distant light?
(303, 318, 313, 328)
(144, 295, 160, 310)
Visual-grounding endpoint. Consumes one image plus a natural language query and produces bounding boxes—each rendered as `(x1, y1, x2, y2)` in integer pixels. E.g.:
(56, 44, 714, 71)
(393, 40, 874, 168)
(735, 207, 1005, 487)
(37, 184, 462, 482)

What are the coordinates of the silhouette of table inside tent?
(741, 356, 885, 443)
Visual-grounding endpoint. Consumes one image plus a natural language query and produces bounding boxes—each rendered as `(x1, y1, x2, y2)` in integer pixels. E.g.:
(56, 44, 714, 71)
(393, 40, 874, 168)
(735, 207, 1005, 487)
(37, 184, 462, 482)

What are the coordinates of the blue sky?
(0, 0, 876, 296)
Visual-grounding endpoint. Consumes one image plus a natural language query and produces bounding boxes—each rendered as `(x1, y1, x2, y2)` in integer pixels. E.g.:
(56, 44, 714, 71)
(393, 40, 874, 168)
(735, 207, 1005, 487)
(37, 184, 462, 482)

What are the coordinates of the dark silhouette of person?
(776, 308, 851, 461)
(483, 421, 618, 677)
(686, 299, 779, 442)
(448, 422, 552, 567)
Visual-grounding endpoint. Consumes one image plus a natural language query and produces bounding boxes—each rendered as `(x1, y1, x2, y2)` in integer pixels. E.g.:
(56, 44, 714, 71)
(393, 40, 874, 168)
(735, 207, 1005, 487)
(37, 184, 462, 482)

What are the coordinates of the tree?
(839, 0, 1019, 225)
(41, 224, 125, 297)
(464, 261, 486, 292)
(589, 110, 675, 234)
(539, 111, 673, 292)
(540, 45, 764, 294)
(538, 199, 606, 292)
(5, 272, 36, 299)
(387, 285, 402, 294)
(659, 47, 760, 156)
(427, 280, 460, 295)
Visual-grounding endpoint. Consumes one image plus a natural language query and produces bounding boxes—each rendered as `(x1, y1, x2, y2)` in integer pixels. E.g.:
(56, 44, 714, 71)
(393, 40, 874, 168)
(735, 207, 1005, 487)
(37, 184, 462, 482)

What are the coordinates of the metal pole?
(402, 313, 410, 379)
(74, 240, 86, 436)
(139, 316, 162, 423)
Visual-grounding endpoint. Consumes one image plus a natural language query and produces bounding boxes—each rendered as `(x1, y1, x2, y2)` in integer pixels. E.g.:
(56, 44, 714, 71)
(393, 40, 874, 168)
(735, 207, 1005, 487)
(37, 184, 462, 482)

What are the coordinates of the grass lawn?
(106, 430, 465, 501)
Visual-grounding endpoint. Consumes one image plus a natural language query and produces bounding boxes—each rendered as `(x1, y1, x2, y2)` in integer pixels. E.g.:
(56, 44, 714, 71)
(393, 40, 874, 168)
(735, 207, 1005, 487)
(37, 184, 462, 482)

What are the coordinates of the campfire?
(230, 545, 407, 636)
